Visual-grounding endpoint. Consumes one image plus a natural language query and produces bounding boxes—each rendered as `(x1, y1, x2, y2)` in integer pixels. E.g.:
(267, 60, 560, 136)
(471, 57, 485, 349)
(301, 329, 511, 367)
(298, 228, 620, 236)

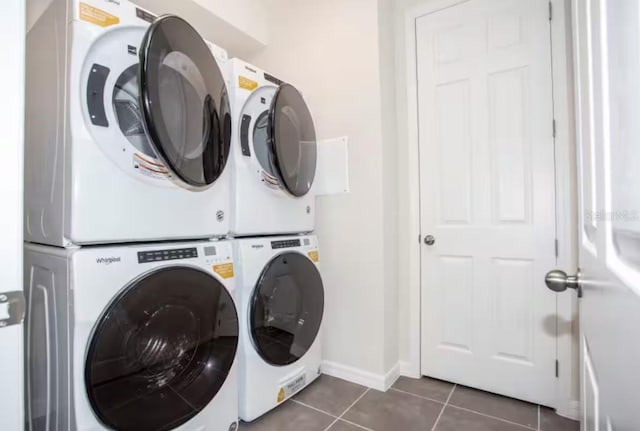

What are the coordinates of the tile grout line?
(336, 389, 373, 430)
(319, 388, 372, 431)
(391, 383, 538, 431)
(446, 404, 537, 430)
(338, 418, 375, 431)
(296, 381, 539, 431)
(319, 412, 341, 430)
(291, 399, 340, 419)
(389, 387, 446, 405)
(338, 388, 371, 418)
(429, 383, 456, 431)
(538, 405, 541, 431)
(321, 418, 340, 431)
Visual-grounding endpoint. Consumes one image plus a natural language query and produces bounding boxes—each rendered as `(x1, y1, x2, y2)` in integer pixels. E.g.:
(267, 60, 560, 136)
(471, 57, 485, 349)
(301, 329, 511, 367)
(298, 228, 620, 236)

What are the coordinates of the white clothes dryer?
(227, 59, 318, 236)
(233, 235, 324, 421)
(24, 240, 239, 431)
(25, 0, 232, 246)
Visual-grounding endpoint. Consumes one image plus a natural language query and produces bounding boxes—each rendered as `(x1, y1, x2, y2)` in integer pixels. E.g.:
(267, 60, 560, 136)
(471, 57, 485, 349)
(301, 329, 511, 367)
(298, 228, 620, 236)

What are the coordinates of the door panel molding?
(402, 0, 578, 416)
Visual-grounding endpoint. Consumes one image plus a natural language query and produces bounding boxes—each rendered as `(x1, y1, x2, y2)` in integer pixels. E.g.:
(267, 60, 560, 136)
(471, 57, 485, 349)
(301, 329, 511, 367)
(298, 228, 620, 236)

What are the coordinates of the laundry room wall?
(129, 0, 267, 58)
(133, 0, 269, 58)
(26, 0, 270, 59)
(378, 0, 400, 376)
(249, 0, 401, 385)
(190, 0, 269, 44)
(26, 0, 267, 57)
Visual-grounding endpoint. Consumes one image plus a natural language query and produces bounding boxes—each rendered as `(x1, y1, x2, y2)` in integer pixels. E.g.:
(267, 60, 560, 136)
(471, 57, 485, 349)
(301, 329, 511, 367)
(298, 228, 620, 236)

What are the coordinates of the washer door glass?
(250, 252, 324, 366)
(139, 15, 231, 189)
(253, 110, 279, 179)
(113, 64, 156, 159)
(85, 266, 238, 431)
(268, 84, 317, 197)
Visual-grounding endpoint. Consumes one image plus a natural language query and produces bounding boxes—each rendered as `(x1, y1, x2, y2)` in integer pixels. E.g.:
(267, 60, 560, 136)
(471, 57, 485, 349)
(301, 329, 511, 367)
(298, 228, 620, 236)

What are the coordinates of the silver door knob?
(424, 235, 436, 246)
(545, 269, 582, 297)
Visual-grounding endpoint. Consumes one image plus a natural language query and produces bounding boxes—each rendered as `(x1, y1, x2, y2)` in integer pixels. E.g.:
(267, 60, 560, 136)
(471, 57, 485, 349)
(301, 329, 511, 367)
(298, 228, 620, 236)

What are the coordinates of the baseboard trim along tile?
(321, 360, 401, 392)
(555, 399, 580, 421)
(399, 360, 420, 378)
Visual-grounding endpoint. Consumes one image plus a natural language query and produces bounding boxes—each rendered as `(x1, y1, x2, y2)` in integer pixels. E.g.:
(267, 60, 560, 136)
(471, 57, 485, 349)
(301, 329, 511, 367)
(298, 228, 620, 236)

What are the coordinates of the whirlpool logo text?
(96, 257, 121, 265)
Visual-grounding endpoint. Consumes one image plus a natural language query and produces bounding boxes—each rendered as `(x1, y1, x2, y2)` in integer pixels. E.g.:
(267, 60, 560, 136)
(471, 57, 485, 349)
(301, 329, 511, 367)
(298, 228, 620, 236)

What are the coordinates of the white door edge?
(550, 0, 581, 420)
(0, 0, 25, 429)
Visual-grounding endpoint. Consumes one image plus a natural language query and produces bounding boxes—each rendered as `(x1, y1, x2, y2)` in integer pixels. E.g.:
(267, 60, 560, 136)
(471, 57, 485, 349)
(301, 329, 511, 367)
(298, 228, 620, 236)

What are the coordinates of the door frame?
(0, 0, 25, 429)
(402, 0, 578, 418)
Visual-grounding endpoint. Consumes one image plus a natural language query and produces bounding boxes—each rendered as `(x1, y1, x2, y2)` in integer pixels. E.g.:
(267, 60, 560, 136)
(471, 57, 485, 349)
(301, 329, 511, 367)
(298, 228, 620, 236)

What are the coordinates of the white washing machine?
(25, 0, 232, 247)
(24, 240, 239, 431)
(227, 59, 318, 236)
(233, 235, 324, 421)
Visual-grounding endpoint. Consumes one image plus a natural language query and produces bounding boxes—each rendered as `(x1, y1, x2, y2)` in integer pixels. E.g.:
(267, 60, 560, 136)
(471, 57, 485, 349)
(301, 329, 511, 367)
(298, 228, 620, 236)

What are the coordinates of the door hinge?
(555, 359, 559, 377)
(549, 2, 553, 21)
(555, 239, 559, 258)
(552, 119, 557, 138)
(0, 291, 25, 328)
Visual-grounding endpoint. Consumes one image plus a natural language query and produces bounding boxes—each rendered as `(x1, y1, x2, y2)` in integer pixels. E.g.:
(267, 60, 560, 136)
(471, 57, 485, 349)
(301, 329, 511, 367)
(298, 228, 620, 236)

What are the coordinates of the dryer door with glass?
(250, 252, 324, 365)
(83, 15, 230, 190)
(267, 84, 317, 197)
(85, 266, 238, 431)
(138, 15, 231, 190)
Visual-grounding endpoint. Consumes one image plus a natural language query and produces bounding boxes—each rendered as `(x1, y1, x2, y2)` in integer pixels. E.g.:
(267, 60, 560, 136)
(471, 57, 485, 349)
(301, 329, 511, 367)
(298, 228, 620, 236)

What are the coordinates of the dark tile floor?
(239, 375, 580, 431)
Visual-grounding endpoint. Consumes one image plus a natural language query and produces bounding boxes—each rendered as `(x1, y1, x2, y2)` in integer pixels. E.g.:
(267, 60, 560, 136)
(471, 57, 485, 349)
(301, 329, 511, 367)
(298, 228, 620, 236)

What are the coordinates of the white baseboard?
(321, 360, 401, 392)
(399, 360, 420, 378)
(384, 362, 401, 390)
(555, 399, 580, 421)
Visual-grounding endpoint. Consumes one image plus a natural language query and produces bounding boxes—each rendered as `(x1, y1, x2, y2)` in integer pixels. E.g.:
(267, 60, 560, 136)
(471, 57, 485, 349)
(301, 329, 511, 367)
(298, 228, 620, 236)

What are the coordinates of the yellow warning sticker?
(239, 76, 258, 91)
(277, 388, 285, 403)
(308, 251, 319, 263)
(213, 263, 234, 279)
(79, 2, 120, 27)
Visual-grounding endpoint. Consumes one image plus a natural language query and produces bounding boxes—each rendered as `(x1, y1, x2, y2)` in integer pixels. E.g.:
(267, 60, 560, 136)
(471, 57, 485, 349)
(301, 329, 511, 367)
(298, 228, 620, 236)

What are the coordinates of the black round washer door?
(85, 266, 238, 431)
(139, 15, 231, 189)
(268, 84, 317, 197)
(250, 252, 324, 366)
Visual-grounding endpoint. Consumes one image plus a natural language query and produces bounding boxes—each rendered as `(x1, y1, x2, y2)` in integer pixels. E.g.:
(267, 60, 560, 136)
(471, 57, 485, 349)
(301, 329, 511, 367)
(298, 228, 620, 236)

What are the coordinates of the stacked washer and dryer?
(24, 0, 325, 429)
(25, 0, 324, 431)
(226, 58, 325, 422)
(24, 1, 239, 430)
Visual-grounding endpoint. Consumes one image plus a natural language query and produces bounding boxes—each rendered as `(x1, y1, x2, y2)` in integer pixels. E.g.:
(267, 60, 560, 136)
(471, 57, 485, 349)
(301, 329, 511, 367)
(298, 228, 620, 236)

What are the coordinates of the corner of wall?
(378, 0, 401, 375)
(392, 0, 422, 373)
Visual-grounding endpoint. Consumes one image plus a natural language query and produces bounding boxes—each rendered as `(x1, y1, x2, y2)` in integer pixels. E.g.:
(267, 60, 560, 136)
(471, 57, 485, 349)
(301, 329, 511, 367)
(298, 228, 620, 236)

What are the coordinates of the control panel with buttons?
(137, 247, 198, 264)
(271, 239, 302, 249)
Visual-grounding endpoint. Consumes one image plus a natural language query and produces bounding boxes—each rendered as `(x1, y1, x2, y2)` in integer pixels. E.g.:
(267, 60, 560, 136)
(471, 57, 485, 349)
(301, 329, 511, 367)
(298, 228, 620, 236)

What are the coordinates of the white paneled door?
(417, 0, 557, 405)
(570, 0, 640, 428)
(0, 0, 25, 430)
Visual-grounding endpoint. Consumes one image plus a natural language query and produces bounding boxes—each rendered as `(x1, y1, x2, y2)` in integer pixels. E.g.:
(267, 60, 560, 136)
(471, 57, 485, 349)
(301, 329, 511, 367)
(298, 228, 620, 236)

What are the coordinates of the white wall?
(133, 0, 269, 58)
(136, 0, 270, 58)
(378, 0, 399, 373)
(250, 0, 400, 380)
(0, 0, 25, 429)
(193, 0, 268, 45)
(25, 0, 269, 58)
